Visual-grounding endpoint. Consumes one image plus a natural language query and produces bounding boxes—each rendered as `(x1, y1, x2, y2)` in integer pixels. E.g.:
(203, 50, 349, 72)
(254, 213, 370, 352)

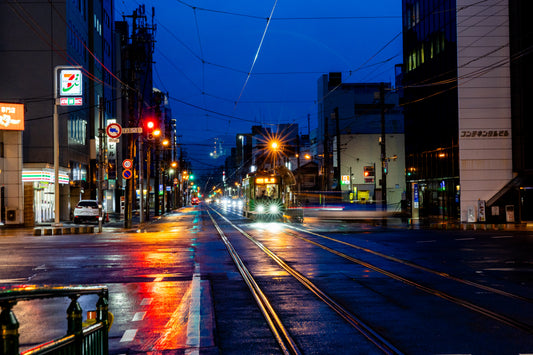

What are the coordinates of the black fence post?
(67, 295, 83, 355)
(0, 301, 19, 355)
(96, 289, 109, 355)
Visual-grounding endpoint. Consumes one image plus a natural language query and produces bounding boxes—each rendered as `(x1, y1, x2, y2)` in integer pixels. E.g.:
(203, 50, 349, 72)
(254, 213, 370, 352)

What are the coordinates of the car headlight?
(257, 205, 265, 213)
(269, 204, 279, 214)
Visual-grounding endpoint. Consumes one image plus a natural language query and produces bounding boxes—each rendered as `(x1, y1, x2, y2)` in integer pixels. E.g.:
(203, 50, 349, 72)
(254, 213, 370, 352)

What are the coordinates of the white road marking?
(140, 297, 152, 306)
(417, 240, 436, 243)
(154, 276, 163, 282)
(132, 312, 146, 322)
(187, 273, 201, 348)
(455, 237, 475, 241)
(120, 329, 137, 342)
(491, 235, 513, 239)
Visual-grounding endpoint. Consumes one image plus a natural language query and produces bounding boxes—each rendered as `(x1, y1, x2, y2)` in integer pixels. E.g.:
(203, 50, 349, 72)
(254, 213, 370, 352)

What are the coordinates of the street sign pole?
(53, 65, 82, 226)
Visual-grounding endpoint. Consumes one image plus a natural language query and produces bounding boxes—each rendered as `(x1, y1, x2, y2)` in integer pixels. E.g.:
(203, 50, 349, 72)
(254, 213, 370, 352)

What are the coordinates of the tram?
(242, 168, 302, 222)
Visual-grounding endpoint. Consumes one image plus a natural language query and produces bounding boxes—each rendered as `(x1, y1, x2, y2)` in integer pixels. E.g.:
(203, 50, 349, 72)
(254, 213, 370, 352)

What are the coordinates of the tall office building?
(0, 0, 117, 223)
(402, 0, 532, 223)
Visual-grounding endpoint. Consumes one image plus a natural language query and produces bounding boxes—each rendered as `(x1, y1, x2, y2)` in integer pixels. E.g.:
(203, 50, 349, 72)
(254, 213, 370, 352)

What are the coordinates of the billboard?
(60, 69, 82, 96)
(0, 103, 24, 131)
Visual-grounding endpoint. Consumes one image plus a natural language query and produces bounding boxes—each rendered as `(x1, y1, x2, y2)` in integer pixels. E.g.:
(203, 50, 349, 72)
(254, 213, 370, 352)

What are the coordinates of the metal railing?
(0, 285, 109, 355)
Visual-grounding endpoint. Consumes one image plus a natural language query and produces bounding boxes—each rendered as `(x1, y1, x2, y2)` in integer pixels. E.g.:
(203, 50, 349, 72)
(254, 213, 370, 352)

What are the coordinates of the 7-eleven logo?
(60, 69, 82, 96)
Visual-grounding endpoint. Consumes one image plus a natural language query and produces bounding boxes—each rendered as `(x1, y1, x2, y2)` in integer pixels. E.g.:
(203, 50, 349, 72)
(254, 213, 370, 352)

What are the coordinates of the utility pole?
(334, 107, 341, 191)
(380, 82, 387, 211)
(155, 142, 160, 216)
(139, 134, 144, 223)
(98, 97, 105, 233)
(145, 147, 151, 222)
(324, 114, 329, 192)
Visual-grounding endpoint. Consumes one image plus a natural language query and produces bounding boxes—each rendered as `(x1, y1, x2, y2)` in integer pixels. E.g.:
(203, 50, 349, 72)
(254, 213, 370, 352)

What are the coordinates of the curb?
(33, 226, 96, 236)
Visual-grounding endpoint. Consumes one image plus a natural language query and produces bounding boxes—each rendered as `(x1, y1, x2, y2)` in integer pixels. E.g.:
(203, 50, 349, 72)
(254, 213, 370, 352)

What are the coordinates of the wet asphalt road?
(0, 205, 532, 354)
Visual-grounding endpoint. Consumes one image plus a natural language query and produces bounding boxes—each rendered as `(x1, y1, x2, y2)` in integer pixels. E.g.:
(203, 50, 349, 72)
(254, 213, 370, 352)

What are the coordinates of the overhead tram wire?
(11, 0, 140, 103)
(7, 0, 133, 117)
(157, 49, 203, 93)
(234, 0, 279, 110)
(169, 95, 277, 126)
(175, 0, 400, 21)
(47, 0, 131, 92)
(162, 1, 501, 127)
(192, 6, 208, 119)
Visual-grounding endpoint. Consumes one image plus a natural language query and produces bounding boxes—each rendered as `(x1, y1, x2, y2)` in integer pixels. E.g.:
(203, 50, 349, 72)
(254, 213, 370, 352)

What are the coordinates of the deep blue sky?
(115, 1, 402, 171)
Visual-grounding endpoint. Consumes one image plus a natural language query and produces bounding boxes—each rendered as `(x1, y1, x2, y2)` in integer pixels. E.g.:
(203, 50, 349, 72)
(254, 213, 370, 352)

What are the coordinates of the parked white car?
(73, 200, 102, 224)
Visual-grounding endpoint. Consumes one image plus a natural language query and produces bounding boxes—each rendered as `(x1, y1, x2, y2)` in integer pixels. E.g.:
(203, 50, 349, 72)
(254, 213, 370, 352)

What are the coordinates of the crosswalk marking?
(120, 329, 137, 342)
(140, 297, 152, 306)
(132, 312, 146, 321)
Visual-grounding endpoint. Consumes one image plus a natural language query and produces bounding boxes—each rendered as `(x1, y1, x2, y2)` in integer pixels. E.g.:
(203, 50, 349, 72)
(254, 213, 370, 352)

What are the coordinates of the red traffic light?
(144, 118, 160, 140)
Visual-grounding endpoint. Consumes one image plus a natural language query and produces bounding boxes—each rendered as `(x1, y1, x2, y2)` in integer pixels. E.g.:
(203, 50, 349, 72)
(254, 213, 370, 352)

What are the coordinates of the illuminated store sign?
(0, 103, 24, 131)
(22, 170, 69, 184)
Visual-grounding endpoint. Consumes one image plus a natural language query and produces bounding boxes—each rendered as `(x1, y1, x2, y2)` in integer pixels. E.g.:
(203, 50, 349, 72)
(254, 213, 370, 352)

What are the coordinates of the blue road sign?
(122, 169, 132, 179)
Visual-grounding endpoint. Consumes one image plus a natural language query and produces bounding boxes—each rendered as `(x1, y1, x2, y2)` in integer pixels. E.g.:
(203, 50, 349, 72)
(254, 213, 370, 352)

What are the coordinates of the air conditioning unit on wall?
(6, 209, 18, 224)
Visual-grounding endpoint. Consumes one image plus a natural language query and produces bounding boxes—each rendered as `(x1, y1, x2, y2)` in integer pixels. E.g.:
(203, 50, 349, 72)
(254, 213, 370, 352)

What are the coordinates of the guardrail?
(0, 285, 109, 355)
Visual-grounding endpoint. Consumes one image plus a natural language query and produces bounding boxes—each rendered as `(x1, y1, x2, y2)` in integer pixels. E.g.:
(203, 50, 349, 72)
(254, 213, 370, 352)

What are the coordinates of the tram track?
(285, 228, 533, 334)
(207, 203, 533, 353)
(207, 209, 301, 355)
(207, 208, 404, 355)
(285, 225, 533, 304)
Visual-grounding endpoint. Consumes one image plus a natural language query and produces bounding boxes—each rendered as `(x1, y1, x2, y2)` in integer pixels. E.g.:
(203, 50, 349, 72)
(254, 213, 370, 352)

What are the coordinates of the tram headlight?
(256, 204, 265, 213)
(269, 204, 279, 214)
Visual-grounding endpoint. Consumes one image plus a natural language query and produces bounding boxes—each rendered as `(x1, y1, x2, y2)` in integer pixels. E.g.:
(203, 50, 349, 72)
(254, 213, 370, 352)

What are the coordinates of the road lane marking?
(120, 329, 137, 342)
(187, 273, 201, 348)
(455, 237, 475, 241)
(140, 298, 152, 306)
(132, 312, 146, 321)
(491, 235, 513, 239)
(154, 276, 163, 282)
(417, 240, 436, 243)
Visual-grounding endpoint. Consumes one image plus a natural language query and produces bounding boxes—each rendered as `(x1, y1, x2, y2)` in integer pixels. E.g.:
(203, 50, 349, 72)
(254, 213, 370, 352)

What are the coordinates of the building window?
(405, 1, 420, 29)
(68, 116, 87, 145)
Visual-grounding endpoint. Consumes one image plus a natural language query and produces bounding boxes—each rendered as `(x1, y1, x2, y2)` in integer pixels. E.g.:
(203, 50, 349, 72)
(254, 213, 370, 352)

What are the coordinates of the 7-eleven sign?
(60, 69, 82, 96)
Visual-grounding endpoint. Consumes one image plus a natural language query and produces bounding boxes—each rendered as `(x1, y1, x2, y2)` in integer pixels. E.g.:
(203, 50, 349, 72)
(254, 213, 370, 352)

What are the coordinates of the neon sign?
(0, 103, 24, 131)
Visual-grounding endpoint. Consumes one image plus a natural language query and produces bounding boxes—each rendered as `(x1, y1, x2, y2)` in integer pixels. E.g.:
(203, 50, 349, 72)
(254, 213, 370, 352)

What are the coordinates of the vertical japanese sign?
(60, 69, 82, 96)
(413, 183, 419, 208)
(478, 200, 486, 222)
(0, 103, 24, 130)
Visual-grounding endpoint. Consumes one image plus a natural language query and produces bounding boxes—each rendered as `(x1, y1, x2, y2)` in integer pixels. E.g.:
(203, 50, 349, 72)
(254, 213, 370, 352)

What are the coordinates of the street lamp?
(268, 139, 282, 169)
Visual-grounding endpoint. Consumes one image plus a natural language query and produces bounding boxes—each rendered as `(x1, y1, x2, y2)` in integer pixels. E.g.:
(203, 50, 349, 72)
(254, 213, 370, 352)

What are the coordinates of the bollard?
(0, 301, 19, 355)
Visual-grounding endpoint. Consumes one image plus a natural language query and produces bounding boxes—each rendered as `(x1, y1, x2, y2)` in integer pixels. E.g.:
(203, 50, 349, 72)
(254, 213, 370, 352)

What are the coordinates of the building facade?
(317, 74, 405, 209)
(402, 0, 533, 223)
(0, 0, 118, 224)
(402, 0, 460, 221)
